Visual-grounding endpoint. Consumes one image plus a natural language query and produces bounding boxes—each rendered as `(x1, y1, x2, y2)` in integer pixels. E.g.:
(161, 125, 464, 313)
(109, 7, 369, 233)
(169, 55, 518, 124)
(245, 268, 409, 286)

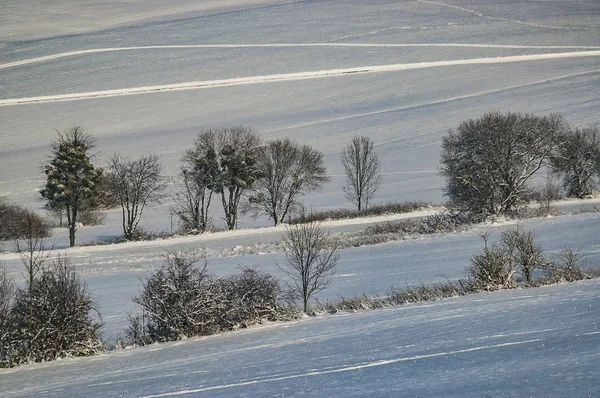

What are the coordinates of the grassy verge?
(288, 201, 430, 224)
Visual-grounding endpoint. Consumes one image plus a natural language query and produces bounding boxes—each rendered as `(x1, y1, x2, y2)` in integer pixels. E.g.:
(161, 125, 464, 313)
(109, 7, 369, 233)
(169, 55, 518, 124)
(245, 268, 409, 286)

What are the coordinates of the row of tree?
(441, 112, 600, 216)
(9, 111, 597, 247)
(38, 126, 383, 246)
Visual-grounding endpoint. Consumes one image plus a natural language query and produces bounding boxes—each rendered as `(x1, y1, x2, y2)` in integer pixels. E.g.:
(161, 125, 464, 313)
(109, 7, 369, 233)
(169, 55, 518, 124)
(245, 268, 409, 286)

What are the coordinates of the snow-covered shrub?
(8, 255, 102, 366)
(121, 313, 153, 347)
(134, 252, 226, 342)
(343, 211, 474, 248)
(541, 248, 600, 283)
(225, 267, 298, 328)
(0, 200, 51, 241)
(501, 227, 546, 284)
(323, 282, 470, 314)
(0, 264, 16, 367)
(467, 234, 518, 291)
(468, 228, 549, 291)
(322, 294, 387, 313)
(132, 253, 298, 344)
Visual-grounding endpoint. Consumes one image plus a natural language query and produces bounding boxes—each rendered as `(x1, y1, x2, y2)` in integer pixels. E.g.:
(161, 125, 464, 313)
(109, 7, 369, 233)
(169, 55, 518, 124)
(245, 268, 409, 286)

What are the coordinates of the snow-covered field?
(1, 0, 599, 395)
(1, 279, 599, 397)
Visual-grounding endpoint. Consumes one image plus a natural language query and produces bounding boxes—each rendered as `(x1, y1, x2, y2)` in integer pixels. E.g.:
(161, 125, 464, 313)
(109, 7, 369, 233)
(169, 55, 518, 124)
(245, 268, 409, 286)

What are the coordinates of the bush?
(550, 126, 600, 199)
(340, 211, 473, 248)
(467, 234, 518, 291)
(389, 282, 470, 304)
(0, 264, 16, 367)
(467, 227, 550, 291)
(225, 268, 297, 328)
(5, 256, 102, 367)
(131, 252, 298, 344)
(363, 211, 470, 236)
(133, 252, 224, 342)
(541, 248, 600, 283)
(0, 201, 51, 241)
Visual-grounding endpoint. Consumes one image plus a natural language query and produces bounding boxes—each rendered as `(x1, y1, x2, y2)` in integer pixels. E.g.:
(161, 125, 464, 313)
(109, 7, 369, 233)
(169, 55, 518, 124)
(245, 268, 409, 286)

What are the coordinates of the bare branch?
(341, 136, 382, 214)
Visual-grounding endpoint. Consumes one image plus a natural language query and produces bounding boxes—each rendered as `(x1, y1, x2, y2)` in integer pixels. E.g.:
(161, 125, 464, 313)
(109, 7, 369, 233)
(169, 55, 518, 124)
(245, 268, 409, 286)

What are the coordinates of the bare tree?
(13, 212, 53, 294)
(551, 125, 600, 198)
(188, 127, 262, 230)
(341, 136, 382, 214)
(441, 112, 566, 216)
(106, 153, 168, 240)
(245, 139, 329, 225)
(12, 211, 53, 351)
(277, 221, 339, 313)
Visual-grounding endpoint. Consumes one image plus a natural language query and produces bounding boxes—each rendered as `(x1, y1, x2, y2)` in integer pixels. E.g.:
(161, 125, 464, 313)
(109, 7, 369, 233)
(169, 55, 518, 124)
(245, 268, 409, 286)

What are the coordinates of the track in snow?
(1, 51, 599, 107)
(2, 43, 598, 70)
(419, 0, 592, 30)
(273, 69, 600, 131)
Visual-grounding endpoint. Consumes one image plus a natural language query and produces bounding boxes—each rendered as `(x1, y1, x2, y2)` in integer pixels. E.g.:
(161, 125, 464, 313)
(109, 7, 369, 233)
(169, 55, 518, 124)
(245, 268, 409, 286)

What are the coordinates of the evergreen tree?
(41, 127, 102, 247)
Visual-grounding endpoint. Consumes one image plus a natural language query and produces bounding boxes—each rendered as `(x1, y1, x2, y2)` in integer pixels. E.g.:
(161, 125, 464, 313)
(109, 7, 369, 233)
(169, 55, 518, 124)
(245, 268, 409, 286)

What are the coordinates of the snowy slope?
(0, 1, 599, 395)
(1, 0, 599, 220)
(2, 210, 599, 340)
(1, 279, 598, 397)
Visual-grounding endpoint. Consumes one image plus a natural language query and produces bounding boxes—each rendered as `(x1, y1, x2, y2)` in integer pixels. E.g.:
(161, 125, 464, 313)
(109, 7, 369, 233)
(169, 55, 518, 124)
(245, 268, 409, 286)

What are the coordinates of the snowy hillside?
(1, 279, 598, 397)
(1, 0, 599, 396)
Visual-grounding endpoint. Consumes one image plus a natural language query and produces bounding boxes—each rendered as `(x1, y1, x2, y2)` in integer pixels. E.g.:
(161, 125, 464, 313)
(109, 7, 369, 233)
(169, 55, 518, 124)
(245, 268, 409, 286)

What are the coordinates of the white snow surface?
(1, 279, 599, 397)
(1, 0, 600, 396)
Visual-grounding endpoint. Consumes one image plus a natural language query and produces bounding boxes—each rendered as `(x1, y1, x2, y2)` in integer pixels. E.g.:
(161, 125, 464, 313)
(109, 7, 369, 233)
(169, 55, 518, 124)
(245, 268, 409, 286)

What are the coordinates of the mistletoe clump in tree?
(41, 126, 103, 247)
(187, 126, 262, 230)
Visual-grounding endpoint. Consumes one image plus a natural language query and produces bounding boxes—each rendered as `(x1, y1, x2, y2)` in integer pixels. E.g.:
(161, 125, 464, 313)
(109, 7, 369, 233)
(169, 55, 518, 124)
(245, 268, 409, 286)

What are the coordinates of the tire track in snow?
(1, 51, 599, 107)
(419, 0, 591, 30)
(275, 69, 600, 131)
(141, 338, 543, 397)
(1, 43, 599, 70)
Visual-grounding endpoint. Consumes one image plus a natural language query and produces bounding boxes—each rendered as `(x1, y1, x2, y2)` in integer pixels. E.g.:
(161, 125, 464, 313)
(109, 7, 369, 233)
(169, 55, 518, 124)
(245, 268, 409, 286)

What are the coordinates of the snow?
(1, 0, 599, 395)
(2, 209, 599, 342)
(1, 279, 599, 397)
(3, 50, 599, 106)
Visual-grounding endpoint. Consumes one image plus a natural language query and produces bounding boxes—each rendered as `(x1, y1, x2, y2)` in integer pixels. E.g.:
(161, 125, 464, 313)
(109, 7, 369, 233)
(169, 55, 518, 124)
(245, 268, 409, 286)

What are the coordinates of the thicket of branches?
(551, 125, 600, 199)
(244, 138, 329, 225)
(341, 136, 382, 214)
(128, 252, 298, 344)
(0, 256, 102, 368)
(0, 200, 50, 241)
(106, 153, 168, 240)
(441, 112, 566, 217)
(441, 113, 600, 217)
(467, 227, 598, 292)
(278, 220, 340, 313)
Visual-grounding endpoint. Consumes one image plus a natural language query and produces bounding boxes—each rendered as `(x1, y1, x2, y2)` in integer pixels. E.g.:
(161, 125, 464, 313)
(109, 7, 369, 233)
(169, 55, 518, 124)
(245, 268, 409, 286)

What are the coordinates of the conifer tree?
(41, 127, 102, 247)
